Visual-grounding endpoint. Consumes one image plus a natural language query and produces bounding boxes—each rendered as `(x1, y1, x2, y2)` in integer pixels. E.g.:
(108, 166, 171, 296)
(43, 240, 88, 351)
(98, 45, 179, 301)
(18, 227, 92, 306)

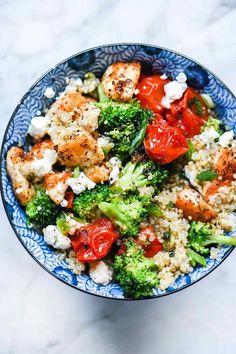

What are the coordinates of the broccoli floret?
(97, 83, 109, 102)
(113, 240, 159, 299)
(98, 195, 147, 236)
(187, 249, 207, 267)
(188, 221, 236, 255)
(73, 184, 110, 220)
(111, 160, 168, 193)
(201, 116, 223, 135)
(25, 189, 60, 229)
(96, 101, 153, 158)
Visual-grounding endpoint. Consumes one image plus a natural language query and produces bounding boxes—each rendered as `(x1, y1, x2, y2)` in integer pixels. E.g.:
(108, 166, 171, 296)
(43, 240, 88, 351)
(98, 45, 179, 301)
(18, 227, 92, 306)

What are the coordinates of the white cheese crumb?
(28, 116, 50, 140)
(176, 72, 187, 83)
(60, 199, 68, 208)
(43, 225, 71, 250)
(184, 165, 198, 187)
(160, 73, 168, 80)
(97, 136, 112, 149)
(67, 172, 96, 195)
(44, 87, 55, 98)
(89, 261, 113, 285)
(210, 247, 219, 260)
(31, 149, 58, 178)
(109, 157, 122, 184)
(218, 130, 234, 147)
(162, 72, 187, 108)
(64, 78, 83, 92)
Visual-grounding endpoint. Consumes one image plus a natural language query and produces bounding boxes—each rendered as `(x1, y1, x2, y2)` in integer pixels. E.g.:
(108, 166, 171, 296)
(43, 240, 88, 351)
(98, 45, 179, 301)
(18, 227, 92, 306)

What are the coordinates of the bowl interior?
(1, 44, 236, 299)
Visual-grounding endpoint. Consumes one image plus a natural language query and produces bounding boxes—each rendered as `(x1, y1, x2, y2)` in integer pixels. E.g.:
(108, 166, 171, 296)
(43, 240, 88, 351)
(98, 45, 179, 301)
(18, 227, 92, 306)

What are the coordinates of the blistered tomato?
(137, 75, 170, 114)
(144, 119, 189, 164)
(71, 218, 118, 262)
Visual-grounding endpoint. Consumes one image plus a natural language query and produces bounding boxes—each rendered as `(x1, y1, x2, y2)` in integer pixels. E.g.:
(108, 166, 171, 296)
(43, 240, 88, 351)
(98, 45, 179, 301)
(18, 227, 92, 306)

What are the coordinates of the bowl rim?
(1, 42, 235, 301)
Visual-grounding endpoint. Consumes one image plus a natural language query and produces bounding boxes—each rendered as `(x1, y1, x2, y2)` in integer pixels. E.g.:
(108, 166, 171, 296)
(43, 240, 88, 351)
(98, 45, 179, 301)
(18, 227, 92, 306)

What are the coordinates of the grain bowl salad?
(6, 62, 236, 298)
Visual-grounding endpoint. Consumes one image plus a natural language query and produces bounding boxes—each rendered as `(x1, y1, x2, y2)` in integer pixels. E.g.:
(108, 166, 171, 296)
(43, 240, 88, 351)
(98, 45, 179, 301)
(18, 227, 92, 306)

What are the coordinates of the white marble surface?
(1, 0, 236, 353)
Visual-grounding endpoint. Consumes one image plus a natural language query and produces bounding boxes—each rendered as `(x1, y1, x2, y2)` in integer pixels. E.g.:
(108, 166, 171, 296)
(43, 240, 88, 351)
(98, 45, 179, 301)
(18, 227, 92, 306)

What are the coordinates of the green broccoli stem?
(141, 258, 157, 269)
(204, 235, 236, 247)
(110, 162, 147, 192)
(187, 249, 207, 267)
(97, 83, 109, 102)
(147, 205, 163, 218)
(98, 202, 129, 232)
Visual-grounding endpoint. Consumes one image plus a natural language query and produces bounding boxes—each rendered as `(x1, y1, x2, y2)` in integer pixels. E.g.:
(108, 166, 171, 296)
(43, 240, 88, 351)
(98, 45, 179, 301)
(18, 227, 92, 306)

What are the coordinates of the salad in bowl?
(2, 44, 236, 299)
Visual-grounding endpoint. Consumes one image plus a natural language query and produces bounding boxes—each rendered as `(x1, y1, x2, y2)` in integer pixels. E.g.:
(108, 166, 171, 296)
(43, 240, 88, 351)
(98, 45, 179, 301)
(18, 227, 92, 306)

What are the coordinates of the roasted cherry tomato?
(65, 191, 75, 209)
(137, 75, 170, 114)
(138, 226, 163, 258)
(182, 108, 205, 138)
(171, 88, 208, 119)
(71, 218, 118, 262)
(116, 241, 127, 255)
(168, 88, 208, 138)
(144, 238, 163, 258)
(144, 119, 189, 164)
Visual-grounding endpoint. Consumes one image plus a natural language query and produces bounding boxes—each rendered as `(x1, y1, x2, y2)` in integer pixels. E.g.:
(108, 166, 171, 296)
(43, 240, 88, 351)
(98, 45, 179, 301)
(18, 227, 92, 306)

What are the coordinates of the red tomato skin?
(65, 191, 74, 209)
(144, 119, 189, 164)
(71, 218, 118, 262)
(168, 88, 208, 138)
(143, 239, 163, 258)
(182, 108, 204, 138)
(138, 226, 163, 258)
(117, 242, 127, 255)
(137, 75, 170, 114)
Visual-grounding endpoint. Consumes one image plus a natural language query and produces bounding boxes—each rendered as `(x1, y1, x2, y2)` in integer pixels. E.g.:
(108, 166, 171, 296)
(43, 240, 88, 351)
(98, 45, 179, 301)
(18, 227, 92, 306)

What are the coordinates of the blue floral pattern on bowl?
(1, 44, 236, 300)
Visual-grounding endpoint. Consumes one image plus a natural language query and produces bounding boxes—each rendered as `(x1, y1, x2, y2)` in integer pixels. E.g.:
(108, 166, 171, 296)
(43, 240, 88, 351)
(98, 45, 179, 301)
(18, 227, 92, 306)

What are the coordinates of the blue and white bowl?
(1, 43, 236, 300)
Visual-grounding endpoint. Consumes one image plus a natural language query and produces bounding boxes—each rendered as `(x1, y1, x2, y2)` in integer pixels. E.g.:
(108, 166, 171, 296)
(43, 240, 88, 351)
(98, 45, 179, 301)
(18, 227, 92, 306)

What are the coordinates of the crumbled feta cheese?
(89, 261, 113, 285)
(64, 78, 83, 92)
(65, 76, 99, 94)
(218, 130, 234, 147)
(31, 149, 58, 178)
(67, 172, 96, 195)
(43, 225, 71, 250)
(60, 199, 68, 208)
(210, 247, 219, 260)
(28, 116, 50, 140)
(176, 72, 187, 83)
(97, 136, 112, 148)
(44, 87, 55, 98)
(162, 72, 187, 108)
(109, 157, 122, 184)
(184, 165, 198, 187)
(160, 73, 168, 80)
